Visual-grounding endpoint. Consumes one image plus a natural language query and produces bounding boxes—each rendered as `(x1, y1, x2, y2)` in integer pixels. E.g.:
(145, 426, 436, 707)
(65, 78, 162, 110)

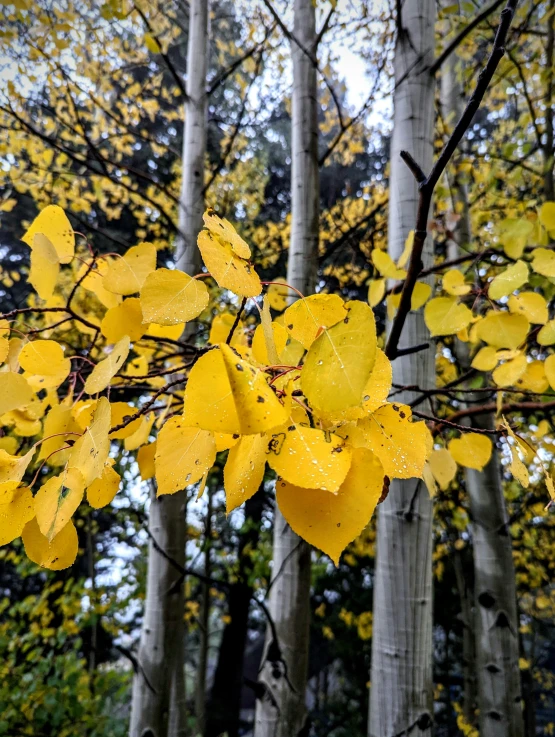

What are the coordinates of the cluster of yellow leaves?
(0, 205, 440, 569)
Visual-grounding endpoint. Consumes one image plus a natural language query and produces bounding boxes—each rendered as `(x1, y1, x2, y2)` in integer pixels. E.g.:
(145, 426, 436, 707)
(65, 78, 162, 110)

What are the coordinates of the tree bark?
(195, 487, 212, 735)
(368, 1, 436, 735)
(441, 44, 523, 737)
(205, 492, 264, 737)
(129, 488, 188, 737)
(176, 0, 209, 277)
(254, 1, 318, 734)
(544, 0, 555, 201)
(129, 4, 209, 735)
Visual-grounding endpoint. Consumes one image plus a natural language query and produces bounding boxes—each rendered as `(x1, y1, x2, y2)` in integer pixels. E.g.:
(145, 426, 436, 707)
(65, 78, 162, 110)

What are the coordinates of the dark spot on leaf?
(235, 363, 244, 371)
(257, 396, 265, 403)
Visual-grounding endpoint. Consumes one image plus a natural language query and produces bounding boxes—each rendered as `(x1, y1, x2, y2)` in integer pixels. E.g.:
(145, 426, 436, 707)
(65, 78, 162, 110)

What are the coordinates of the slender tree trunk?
(129, 487, 188, 737)
(441, 46, 523, 737)
(130, 5, 209, 735)
(368, 2, 436, 735)
(544, 0, 555, 201)
(205, 492, 264, 737)
(195, 488, 212, 735)
(453, 551, 477, 725)
(254, 1, 318, 734)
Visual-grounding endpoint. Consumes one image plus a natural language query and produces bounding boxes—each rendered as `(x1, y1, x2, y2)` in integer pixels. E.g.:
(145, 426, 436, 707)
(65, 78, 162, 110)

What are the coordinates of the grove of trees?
(0, 1, 555, 736)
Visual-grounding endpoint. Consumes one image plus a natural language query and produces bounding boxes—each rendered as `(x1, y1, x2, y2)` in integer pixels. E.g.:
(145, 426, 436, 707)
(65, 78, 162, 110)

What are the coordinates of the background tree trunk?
(441, 42, 524, 737)
(205, 492, 264, 737)
(129, 488, 188, 737)
(368, 1, 436, 735)
(129, 4, 209, 735)
(254, 0, 318, 734)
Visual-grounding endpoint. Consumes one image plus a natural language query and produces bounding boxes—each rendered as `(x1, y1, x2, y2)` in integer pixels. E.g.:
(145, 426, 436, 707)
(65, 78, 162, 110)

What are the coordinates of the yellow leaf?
(424, 297, 472, 336)
(208, 312, 247, 348)
(545, 354, 555, 390)
(428, 448, 457, 490)
(282, 294, 346, 349)
(448, 433, 492, 471)
(372, 250, 406, 279)
(0, 486, 34, 545)
(0, 447, 35, 503)
(155, 417, 216, 495)
(108, 402, 142, 440)
(497, 218, 533, 259)
(267, 278, 288, 311)
(85, 337, 130, 394)
(140, 268, 209, 325)
(214, 433, 239, 452)
(537, 320, 555, 346)
(302, 300, 377, 413)
(101, 298, 147, 342)
(516, 360, 548, 393)
(0, 372, 33, 416)
(183, 349, 241, 434)
(21, 205, 74, 264)
(509, 444, 529, 488)
(103, 243, 157, 295)
(539, 202, 555, 230)
(144, 33, 161, 53)
(203, 208, 251, 259)
(422, 463, 437, 497)
(488, 260, 528, 300)
(147, 322, 185, 340)
(508, 292, 548, 324)
(442, 269, 471, 296)
(35, 466, 85, 541)
(137, 442, 156, 480)
(471, 346, 498, 371)
(124, 412, 155, 451)
(19, 339, 67, 376)
(260, 297, 281, 366)
(22, 516, 78, 570)
(492, 353, 527, 387)
(252, 322, 288, 365)
(68, 397, 111, 486)
(38, 403, 80, 467)
(29, 233, 60, 300)
(531, 247, 555, 277)
(266, 423, 352, 492)
(397, 231, 413, 269)
(220, 344, 288, 434)
(198, 230, 261, 297)
(276, 448, 384, 565)
(476, 312, 529, 349)
(368, 278, 385, 307)
(359, 403, 430, 479)
(224, 434, 266, 513)
(359, 348, 392, 415)
(387, 282, 432, 318)
(87, 463, 121, 508)
(79, 259, 121, 309)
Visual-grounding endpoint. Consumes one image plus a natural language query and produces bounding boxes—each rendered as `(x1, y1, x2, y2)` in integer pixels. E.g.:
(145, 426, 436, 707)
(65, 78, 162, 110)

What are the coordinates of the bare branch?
(385, 0, 519, 360)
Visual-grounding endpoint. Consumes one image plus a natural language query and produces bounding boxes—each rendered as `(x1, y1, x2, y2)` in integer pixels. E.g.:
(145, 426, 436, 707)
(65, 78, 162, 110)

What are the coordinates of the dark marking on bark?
(486, 710, 502, 721)
(478, 591, 496, 608)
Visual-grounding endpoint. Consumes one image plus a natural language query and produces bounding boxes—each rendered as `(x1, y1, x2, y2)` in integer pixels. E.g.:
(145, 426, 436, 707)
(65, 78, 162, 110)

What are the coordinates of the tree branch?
(385, 0, 519, 360)
(430, 0, 506, 74)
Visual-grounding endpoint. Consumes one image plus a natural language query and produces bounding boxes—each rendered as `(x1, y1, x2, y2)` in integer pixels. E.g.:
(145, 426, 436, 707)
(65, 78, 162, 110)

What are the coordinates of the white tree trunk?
(254, 1, 318, 734)
(369, 2, 436, 735)
(129, 489, 188, 737)
(176, 0, 209, 277)
(129, 5, 209, 736)
(442, 51, 523, 737)
(441, 54, 524, 737)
